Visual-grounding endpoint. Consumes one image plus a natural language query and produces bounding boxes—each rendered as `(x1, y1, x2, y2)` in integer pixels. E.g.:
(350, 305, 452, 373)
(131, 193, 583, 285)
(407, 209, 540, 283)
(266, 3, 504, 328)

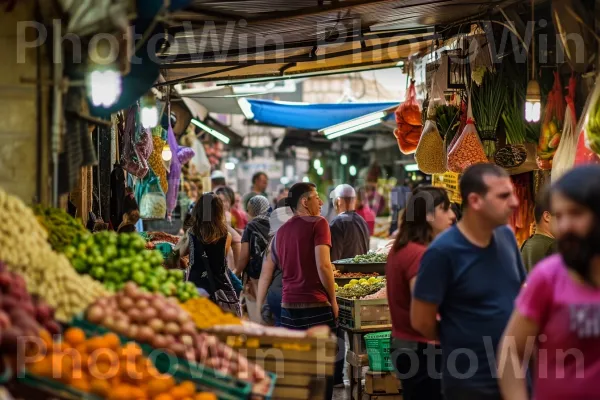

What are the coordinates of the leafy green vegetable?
(352, 251, 387, 263)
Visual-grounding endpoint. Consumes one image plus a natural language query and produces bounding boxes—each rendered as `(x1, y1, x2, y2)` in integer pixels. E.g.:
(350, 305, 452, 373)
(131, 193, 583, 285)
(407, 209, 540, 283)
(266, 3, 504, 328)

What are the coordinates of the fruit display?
(447, 119, 489, 173)
(27, 327, 217, 400)
(0, 263, 60, 357)
(586, 85, 600, 155)
(363, 286, 387, 300)
(336, 277, 386, 299)
(352, 251, 388, 264)
(537, 72, 565, 169)
(181, 297, 241, 330)
(85, 283, 272, 393)
(64, 231, 198, 302)
(32, 205, 87, 253)
(0, 188, 108, 322)
(333, 270, 379, 279)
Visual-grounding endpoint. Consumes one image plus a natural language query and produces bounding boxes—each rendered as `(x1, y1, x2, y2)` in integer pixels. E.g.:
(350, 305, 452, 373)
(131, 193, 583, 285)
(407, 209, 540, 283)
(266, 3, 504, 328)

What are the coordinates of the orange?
(119, 342, 143, 360)
(194, 394, 217, 400)
(103, 333, 121, 351)
(70, 377, 91, 393)
(90, 379, 111, 397)
(155, 394, 174, 400)
(146, 378, 167, 398)
(86, 337, 106, 352)
(38, 329, 54, 351)
(177, 381, 196, 397)
(28, 356, 52, 378)
(64, 328, 87, 347)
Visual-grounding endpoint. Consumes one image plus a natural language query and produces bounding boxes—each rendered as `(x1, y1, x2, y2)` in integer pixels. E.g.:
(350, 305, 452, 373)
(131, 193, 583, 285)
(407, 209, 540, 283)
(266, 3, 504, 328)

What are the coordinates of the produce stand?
(209, 329, 336, 400)
(333, 260, 386, 275)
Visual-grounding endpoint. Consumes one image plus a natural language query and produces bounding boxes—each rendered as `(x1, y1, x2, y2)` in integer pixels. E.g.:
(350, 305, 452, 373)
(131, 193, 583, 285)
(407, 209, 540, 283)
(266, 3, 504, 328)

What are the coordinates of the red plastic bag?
(537, 72, 565, 170)
(394, 80, 422, 154)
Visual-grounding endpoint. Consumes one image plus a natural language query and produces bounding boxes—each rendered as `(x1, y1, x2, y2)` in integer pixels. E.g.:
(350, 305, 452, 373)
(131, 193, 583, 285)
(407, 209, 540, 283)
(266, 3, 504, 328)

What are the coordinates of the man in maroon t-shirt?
(273, 182, 338, 327)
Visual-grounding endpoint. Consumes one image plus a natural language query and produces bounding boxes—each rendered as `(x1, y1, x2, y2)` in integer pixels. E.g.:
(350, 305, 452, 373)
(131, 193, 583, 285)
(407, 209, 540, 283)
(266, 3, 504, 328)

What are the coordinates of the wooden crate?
(365, 371, 401, 395)
(211, 331, 337, 400)
(338, 297, 391, 330)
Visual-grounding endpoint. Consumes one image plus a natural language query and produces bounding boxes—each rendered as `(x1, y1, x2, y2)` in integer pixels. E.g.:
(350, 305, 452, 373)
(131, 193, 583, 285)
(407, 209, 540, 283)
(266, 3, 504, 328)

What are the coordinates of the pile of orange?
(28, 328, 217, 400)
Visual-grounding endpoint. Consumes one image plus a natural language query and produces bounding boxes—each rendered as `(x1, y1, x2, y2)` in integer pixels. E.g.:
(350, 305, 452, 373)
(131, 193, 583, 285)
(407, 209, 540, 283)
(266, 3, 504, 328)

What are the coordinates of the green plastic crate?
(364, 331, 393, 372)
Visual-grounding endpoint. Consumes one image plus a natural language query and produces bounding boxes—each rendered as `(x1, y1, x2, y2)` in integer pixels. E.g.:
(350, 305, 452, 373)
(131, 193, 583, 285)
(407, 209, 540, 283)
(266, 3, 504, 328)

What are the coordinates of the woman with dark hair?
(499, 165, 600, 400)
(386, 186, 455, 400)
(216, 186, 243, 265)
(174, 193, 241, 315)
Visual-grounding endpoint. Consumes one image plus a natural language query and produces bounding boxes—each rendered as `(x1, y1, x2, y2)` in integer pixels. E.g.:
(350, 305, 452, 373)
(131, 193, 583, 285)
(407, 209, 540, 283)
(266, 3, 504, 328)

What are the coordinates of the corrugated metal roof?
(159, 0, 516, 84)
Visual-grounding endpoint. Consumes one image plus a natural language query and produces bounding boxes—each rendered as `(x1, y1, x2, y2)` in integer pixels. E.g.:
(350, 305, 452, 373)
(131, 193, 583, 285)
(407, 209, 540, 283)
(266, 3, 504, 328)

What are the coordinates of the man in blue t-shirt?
(411, 164, 526, 400)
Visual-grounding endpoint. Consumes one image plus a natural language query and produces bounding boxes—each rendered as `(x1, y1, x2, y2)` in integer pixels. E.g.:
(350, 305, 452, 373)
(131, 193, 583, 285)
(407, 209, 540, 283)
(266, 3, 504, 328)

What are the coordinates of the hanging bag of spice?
(551, 75, 579, 180)
(537, 72, 565, 170)
(447, 92, 488, 173)
(575, 72, 600, 165)
(393, 80, 422, 154)
(148, 127, 169, 194)
(415, 75, 447, 174)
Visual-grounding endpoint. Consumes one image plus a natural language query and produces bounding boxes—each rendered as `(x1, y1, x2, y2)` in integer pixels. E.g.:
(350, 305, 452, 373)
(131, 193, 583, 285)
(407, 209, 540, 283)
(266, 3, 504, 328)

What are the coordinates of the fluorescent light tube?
(191, 119, 231, 144)
(320, 111, 386, 136)
(404, 163, 419, 172)
(326, 119, 382, 140)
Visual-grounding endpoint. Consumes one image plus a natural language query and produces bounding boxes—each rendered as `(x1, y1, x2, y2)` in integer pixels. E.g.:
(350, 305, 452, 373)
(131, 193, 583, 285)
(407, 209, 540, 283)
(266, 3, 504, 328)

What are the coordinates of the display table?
(340, 325, 392, 400)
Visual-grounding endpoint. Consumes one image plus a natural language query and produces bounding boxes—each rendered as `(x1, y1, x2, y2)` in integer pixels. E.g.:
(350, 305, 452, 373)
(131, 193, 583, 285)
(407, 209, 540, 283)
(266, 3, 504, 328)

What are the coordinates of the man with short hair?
(411, 163, 526, 400)
(520, 197, 556, 272)
(272, 182, 337, 399)
(211, 170, 226, 191)
(329, 184, 370, 262)
(243, 172, 269, 210)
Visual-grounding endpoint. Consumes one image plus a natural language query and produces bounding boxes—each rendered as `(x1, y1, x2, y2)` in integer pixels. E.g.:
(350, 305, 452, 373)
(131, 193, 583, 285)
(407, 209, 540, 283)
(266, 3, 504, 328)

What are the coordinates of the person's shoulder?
(496, 225, 517, 240)
(428, 225, 460, 249)
(531, 254, 565, 278)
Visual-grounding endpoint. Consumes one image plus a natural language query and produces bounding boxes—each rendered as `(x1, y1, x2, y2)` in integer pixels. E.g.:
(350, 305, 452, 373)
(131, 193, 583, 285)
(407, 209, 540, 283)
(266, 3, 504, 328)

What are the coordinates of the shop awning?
(247, 99, 399, 130)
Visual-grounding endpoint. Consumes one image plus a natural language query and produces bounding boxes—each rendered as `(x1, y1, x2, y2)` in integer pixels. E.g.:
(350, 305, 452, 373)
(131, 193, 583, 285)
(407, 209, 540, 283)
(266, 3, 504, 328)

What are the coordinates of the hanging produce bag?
(551, 75, 579, 180)
(120, 105, 150, 178)
(149, 127, 168, 194)
(394, 80, 422, 154)
(575, 73, 600, 165)
(415, 77, 446, 174)
(138, 174, 167, 219)
(166, 121, 182, 218)
(537, 72, 565, 170)
(447, 94, 488, 173)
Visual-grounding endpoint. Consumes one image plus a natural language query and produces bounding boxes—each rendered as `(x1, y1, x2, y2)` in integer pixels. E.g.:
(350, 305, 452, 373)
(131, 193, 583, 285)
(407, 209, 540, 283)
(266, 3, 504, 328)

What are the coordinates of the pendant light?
(525, 0, 541, 122)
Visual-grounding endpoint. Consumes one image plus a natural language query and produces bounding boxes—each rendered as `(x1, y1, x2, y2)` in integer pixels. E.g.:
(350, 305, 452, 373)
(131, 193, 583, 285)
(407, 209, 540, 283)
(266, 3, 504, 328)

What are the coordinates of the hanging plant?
(472, 70, 507, 159)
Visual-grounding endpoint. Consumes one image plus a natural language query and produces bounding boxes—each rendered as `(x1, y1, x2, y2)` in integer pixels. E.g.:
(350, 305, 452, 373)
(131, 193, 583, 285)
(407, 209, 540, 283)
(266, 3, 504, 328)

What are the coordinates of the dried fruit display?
(415, 119, 446, 174)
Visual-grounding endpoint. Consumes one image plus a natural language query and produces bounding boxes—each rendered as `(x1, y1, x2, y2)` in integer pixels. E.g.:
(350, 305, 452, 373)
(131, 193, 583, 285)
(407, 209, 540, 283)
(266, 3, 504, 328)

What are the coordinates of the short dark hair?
(211, 177, 226, 187)
(460, 163, 509, 207)
(252, 172, 267, 184)
(534, 190, 551, 223)
(287, 182, 316, 211)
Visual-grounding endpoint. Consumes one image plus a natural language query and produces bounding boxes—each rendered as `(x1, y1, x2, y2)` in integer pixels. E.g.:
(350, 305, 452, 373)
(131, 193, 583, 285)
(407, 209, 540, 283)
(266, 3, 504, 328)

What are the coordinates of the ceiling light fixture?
(191, 118, 231, 144)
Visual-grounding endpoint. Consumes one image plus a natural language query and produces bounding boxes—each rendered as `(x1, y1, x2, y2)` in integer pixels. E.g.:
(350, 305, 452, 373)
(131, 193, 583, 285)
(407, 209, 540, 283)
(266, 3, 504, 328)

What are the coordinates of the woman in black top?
(175, 193, 240, 315)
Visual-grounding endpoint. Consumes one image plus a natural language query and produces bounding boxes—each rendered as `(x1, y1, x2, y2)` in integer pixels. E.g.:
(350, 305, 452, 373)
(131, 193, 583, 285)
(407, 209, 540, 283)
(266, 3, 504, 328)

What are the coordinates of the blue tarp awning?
(247, 99, 399, 130)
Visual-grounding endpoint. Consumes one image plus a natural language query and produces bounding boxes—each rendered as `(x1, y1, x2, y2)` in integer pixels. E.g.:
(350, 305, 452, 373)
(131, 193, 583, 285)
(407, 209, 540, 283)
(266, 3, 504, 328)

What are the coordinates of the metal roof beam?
(160, 28, 433, 63)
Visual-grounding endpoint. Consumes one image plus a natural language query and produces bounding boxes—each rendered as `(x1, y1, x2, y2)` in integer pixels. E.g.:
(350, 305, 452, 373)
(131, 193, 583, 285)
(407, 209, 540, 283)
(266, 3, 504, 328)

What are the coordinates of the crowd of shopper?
(170, 163, 600, 400)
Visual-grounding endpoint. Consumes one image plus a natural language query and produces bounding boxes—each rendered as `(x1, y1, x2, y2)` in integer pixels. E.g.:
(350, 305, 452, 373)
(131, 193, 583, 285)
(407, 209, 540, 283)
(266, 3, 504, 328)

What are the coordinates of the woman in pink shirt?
(498, 165, 600, 400)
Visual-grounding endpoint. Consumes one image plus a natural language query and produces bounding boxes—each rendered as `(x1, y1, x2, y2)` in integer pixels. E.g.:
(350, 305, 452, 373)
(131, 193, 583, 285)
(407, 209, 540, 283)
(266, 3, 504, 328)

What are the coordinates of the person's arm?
(315, 244, 338, 317)
(174, 232, 190, 257)
(499, 263, 552, 399)
(411, 247, 451, 340)
(236, 242, 250, 276)
(256, 245, 275, 314)
(497, 311, 538, 400)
